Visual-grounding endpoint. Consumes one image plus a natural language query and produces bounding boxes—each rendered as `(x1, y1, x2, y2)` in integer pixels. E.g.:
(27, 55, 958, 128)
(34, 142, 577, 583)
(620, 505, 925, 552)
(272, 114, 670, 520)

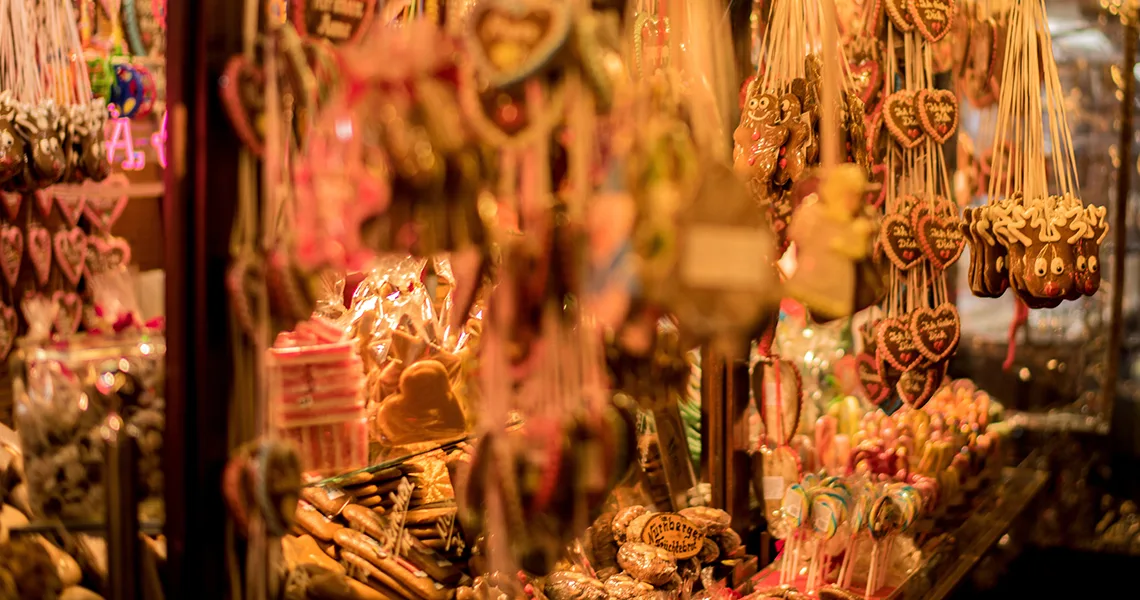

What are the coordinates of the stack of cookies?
(542, 506, 746, 600)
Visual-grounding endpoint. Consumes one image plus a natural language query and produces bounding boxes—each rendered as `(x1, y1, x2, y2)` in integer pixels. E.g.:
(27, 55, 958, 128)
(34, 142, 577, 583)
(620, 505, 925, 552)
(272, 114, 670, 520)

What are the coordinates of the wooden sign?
(639, 513, 704, 559)
(292, 0, 376, 45)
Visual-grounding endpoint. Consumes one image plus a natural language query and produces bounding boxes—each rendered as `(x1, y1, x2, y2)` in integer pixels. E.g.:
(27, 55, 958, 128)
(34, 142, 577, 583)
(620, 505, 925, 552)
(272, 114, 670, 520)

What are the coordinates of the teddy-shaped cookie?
(374, 359, 467, 446)
(773, 94, 810, 186)
(733, 90, 788, 187)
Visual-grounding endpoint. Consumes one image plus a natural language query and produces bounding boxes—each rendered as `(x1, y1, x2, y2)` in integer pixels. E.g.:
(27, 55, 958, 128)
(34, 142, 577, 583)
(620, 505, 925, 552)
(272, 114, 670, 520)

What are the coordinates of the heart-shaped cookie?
(908, 0, 955, 43)
(880, 214, 924, 270)
(885, 0, 914, 32)
(0, 302, 14, 360)
(916, 211, 965, 269)
(54, 227, 88, 285)
(0, 224, 22, 287)
(864, 163, 888, 209)
(856, 352, 891, 405)
(27, 224, 51, 286)
(896, 364, 943, 409)
(876, 316, 924, 372)
(220, 56, 266, 156)
(754, 358, 804, 446)
(88, 235, 133, 273)
(33, 190, 53, 218)
(916, 89, 958, 143)
(883, 91, 925, 148)
(1, 192, 20, 220)
(466, 0, 573, 88)
(910, 303, 960, 363)
(849, 58, 883, 114)
(84, 189, 129, 233)
(52, 290, 83, 334)
(55, 191, 86, 227)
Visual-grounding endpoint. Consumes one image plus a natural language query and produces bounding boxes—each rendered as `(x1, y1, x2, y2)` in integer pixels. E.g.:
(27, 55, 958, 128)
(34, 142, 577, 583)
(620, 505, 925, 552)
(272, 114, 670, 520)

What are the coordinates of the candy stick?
(864, 541, 879, 600)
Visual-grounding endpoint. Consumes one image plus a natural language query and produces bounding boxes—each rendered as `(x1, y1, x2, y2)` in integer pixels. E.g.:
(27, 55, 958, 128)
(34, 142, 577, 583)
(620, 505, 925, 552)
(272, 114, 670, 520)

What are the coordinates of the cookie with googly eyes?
(1074, 206, 1108, 297)
(773, 94, 811, 186)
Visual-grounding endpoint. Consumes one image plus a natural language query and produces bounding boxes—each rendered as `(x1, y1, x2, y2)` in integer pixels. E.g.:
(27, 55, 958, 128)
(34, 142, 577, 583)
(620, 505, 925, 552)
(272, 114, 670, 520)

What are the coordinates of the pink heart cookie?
(0, 224, 22, 286)
(52, 290, 83, 334)
(88, 235, 132, 273)
(84, 188, 129, 233)
(33, 190, 53, 218)
(27, 224, 51, 286)
(55, 191, 86, 227)
(0, 302, 14, 360)
(53, 227, 88, 285)
(1, 192, 20, 221)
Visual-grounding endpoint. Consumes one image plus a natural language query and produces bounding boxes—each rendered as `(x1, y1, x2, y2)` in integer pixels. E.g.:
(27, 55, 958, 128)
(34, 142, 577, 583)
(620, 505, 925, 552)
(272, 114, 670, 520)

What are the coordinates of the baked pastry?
(603, 573, 654, 600)
(616, 542, 676, 586)
(612, 506, 649, 543)
(678, 507, 731, 535)
(543, 571, 607, 600)
(374, 361, 468, 446)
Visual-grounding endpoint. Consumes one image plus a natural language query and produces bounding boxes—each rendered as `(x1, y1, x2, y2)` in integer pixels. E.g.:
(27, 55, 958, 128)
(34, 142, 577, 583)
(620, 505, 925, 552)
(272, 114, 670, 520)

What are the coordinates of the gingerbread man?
(732, 91, 787, 186)
(774, 94, 811, 186)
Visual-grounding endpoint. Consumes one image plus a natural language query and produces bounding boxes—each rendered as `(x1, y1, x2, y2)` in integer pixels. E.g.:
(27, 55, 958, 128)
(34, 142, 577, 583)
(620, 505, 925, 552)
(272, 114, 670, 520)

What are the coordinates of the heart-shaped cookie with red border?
(886, 0, 914, 32)
(883, 91, 925, 149)
(896, 364, 944, 408)
(84, 188, 129, 233)
(849, 58, 884, 114)
(876, 316, 924, 371)
(52, 290, 83, 334)
(27, 224, 51, 286)
(910, 303, 961, 363)
(753, 358, 803, 447)
(55, 191, 86, 227)
(1, 192, 19, 221)
(856, 352, 892, 405)
(916, 211, 965, 269)
(88, 235, 133, 274)
(466, 0, 573, 89)
(220, 56, 266, 156)
(879, 214, 924, 270)
(0, 301, 14, 360)
(908, 0, 955, 43)
(916, 89, 959, 143)
(53, 227, 88, 286)
(0, 224, 22, 287)
(290, 0, 377, 46)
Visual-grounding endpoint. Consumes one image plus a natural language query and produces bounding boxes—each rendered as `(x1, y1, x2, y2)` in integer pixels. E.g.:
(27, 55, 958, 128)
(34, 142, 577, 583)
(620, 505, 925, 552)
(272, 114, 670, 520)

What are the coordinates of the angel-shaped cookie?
(784, 165, 873, 321)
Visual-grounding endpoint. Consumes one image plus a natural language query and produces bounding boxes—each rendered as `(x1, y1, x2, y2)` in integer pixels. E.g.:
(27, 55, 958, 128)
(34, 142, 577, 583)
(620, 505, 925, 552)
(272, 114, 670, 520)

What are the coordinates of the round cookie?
(543, 571, 607, 600)
(616, 542, 677, 586)
(678, 507, 731, 535)
(613, 506, 649, 543)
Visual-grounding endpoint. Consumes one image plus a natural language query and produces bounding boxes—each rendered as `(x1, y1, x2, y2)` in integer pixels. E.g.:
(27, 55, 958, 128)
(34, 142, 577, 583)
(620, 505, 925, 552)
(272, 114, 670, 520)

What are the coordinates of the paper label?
(640, 513, 705, 559)
(762, 476, 786, 500)
(681, 225, 771, 290)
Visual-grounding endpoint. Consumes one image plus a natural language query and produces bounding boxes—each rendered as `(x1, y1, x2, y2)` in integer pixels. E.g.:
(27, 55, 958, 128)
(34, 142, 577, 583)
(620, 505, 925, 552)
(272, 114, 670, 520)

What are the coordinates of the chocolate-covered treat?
(696, 538, 720, 564)
(612, 506, 649, 543)
(543, 571, 607, 600)
(678, 507, 731, 536)
(616, 543, 676, 586)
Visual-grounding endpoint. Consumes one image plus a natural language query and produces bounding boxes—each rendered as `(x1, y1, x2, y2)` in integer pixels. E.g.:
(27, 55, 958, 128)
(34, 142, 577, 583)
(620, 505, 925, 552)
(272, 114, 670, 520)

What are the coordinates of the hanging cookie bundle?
(963, 0, 1106, 307)
(735, 0, 868, 255)
(858, 0, 964, 412)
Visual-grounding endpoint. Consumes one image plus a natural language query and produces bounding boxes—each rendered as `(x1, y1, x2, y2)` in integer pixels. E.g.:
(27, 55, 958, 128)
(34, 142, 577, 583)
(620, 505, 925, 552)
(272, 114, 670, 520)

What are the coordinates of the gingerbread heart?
(466, 0, 573, 88)
(849, 58, 883, 114)
(88, 235, 132, 273)
(856, 352, 891, 405)
(896, 364, 943, 409)
(864, 164, 888, 209)
(754, 358, 803, 447)
(0, 224, 22, 286)
(27, 224, 51, 286)
(916, 89, 958, 143)
(883, 91, 925, 148)
(55, 191, 86, 227)
(908, 0, 955, 43)
(0, 301, 14, 360)
(910, 304, 961, 363)
(876, 316, 924, 371)
(290, 0, 377, 45)
(1, 192, 19, 220)
(880, 214, 924, 270)
(84, 190, 129, 233)
(52, 290, 82, 334)
(220, 56, 266, 156)
(53, 227, 88, 285)
(885, 0, 914, 32)
(916, 211, 965, 269)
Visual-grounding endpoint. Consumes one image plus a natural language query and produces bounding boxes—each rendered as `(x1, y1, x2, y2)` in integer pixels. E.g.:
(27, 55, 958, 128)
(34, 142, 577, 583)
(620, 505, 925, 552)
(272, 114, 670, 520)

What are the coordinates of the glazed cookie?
(624, 513, 655, 543)
(678, 507, 731, 535)
(604, 574, 655, 600)
(543, 571, 607, 600)
(616, 542, 677, 586)
(612, 506, 650, 543)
